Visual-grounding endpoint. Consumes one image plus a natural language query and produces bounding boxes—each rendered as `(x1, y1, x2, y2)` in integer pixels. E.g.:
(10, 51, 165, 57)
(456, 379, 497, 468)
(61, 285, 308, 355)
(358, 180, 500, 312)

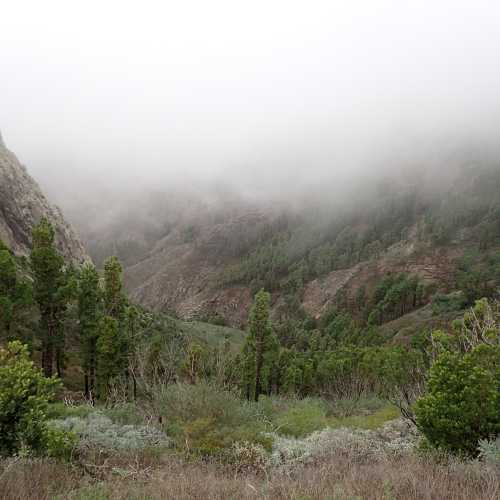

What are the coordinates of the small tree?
(0, 341, 60, 455)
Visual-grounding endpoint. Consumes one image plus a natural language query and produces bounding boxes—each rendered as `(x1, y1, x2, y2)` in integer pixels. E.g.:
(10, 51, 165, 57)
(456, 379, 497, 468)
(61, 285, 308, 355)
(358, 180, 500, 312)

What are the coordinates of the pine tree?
(77, 264, 101, 400)
(104, 256, 124, 319)
(98, 256, 129, 399)
(30, 219, 67, 377)
(240, 289, 276, 401)
(96, 315, 123, 398)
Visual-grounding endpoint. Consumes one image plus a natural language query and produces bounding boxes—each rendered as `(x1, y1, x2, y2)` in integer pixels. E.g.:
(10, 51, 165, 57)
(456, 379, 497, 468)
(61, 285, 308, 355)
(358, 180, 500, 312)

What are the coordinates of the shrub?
(227, 441, 269, 473)
(415, 345, 500, 456)
(44, 427, 77, 460)
(270, 418, 416, 468)
(0, 342, 61, 456)
(160, 382, 272, 455)
(50, 412, 170, 452)
(478, 436, 500, 466)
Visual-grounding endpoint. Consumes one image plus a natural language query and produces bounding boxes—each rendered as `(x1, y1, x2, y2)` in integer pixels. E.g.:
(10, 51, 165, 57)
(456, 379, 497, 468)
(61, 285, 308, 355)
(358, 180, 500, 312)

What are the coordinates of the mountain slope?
(0, 133, 89, 263)
(77, 161, 500, 328)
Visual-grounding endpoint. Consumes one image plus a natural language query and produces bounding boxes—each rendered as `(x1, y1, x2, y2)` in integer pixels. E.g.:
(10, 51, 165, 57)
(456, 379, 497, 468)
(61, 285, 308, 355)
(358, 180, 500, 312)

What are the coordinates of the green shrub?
(160, 382, 272, 456)
(0, 341, 61, 456)
(45, 426, 78, 460)
(415, 345, 500, 456)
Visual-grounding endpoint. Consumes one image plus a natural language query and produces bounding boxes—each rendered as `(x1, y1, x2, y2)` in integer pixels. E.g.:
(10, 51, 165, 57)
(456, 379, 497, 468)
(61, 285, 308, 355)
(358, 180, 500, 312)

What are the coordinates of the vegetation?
(30, 218, 71, 377)
(0, 199, 498, 499)
(0, 341, 61, 456)
(415, 299, 500, 455)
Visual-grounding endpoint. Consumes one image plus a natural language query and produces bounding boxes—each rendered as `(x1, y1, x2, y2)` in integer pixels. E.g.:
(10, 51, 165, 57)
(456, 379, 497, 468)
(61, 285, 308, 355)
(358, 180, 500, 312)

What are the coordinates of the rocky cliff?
(0, 133, 89, 264)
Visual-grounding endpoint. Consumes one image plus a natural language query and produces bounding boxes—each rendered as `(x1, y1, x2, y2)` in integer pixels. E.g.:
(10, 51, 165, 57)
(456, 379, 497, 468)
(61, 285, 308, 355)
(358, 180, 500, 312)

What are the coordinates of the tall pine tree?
(97, 256, 128, 398)
(240, 289, 277, 401)
(77, 264, 101, 399)
(31, 219, 67, 377)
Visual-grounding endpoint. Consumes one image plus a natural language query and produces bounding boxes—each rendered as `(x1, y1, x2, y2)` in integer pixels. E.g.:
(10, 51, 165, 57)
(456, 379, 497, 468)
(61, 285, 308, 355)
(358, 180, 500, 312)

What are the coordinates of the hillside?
(0, 132, 89, 264)
(76, 162, 500, 329)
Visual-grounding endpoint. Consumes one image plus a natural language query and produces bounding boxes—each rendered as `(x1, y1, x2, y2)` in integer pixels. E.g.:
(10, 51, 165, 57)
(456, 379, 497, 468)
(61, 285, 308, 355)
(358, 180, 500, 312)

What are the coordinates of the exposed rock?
(0, 136, 90, 264)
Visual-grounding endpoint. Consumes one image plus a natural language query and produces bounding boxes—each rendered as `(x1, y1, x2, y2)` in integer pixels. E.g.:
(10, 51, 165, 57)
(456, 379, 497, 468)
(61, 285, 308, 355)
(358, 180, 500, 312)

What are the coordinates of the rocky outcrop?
(0, 135, 90, 264)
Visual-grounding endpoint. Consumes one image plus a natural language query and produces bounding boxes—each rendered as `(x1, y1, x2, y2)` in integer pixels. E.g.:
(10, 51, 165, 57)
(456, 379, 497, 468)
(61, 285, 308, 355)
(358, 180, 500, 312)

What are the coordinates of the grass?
(46, 402, 95, 420)
(272, 396, 399, 437)
(328, 405, 401, 430)
(1, 452, 498, 500)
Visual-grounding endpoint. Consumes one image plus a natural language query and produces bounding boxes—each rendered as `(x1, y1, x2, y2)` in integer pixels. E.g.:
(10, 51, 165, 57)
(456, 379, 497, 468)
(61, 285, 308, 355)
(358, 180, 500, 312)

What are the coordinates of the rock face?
(0, 135, 89, 264)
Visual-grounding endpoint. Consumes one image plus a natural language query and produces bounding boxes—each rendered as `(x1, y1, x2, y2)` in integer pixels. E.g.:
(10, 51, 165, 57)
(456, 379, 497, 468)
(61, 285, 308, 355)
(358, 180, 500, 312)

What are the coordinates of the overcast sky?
(1, 1, 500, 201)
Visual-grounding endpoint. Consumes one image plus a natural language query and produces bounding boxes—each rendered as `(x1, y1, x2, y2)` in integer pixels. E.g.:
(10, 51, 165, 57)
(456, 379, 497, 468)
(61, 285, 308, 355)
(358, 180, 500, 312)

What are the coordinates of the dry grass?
(1, 453, 498, 500)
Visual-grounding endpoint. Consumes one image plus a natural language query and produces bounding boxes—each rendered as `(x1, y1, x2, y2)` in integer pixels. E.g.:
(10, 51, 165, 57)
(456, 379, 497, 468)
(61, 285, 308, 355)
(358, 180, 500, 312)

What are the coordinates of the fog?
(1, 1, 500, 210)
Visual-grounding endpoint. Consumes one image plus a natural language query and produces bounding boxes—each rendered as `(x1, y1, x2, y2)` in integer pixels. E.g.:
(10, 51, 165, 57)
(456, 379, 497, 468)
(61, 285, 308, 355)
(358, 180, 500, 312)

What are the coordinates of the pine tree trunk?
(90, 342, 96, 401)
(56, 348, 63, 378)
(43, 340, 53, 378)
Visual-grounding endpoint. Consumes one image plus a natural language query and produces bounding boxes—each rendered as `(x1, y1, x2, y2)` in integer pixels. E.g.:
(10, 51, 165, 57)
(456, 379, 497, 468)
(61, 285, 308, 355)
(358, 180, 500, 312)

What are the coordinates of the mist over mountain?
(2, 1, 500, 208)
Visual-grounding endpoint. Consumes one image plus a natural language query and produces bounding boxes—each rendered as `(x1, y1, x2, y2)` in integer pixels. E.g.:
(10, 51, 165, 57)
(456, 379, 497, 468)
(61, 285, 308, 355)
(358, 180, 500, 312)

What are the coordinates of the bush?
(160, 382, 272, 456)
(270, 418, 416, 468)
(415, 345, 500, 456)
(50, 412, 170, 452)
(0, 342, 61, 456)
(44, 427, 77, 460)
(478, 436, 500, 466)
(227, 441, 269, 473)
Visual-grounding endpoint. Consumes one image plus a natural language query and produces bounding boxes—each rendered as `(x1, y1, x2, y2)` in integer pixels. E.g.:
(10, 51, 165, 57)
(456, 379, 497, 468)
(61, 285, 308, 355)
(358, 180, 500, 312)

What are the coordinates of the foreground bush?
(415, 344, 500, 456)
(271, 418, 417, 468)
(50, 412, 171, 452)
(0, 342, 63, 456)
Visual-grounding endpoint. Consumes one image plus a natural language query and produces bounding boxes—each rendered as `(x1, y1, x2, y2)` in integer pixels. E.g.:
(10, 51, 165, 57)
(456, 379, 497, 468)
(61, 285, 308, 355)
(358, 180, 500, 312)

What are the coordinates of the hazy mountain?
(73, 160, 499, 328)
